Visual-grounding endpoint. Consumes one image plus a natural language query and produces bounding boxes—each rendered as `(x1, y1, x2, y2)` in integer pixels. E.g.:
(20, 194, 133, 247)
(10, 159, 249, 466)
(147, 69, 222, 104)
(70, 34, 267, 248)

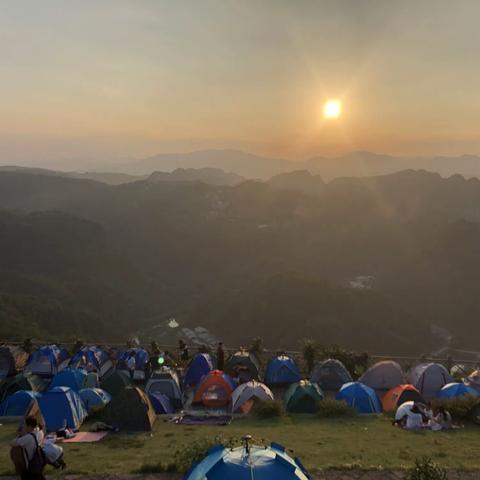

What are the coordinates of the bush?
(253, 399, 286, 419)
(404, 457, 448, 480)
(317, 399, 356, 418)
(432, 395, 478, 422)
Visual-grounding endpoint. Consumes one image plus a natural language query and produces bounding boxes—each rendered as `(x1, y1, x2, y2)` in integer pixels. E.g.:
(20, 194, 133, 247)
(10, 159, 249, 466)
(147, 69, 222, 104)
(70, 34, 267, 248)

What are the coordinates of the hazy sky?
(1, 0, 480, 167)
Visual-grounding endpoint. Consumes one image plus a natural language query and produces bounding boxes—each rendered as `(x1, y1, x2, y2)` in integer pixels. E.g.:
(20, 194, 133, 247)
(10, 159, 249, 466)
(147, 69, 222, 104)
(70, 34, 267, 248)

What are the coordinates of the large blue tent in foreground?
(184, 441, 311, 479)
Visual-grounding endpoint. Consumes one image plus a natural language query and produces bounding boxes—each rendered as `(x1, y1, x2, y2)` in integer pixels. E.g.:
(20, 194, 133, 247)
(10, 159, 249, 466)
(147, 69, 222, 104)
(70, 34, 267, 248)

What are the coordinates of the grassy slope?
(1, 415, 479, 475)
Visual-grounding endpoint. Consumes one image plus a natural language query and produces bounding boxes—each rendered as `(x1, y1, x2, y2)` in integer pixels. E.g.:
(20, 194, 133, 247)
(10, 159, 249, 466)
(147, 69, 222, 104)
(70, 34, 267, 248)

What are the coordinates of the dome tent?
(407, 363, 453, 399)
(50, 368, 88, 392)
(359, 361, 405, 391)
(438, 382, 479, 399)
(79, 388, 111, 414)
(0, 390, 41, 417)
(225, 351, 260, 383)
(184, 353, 215, 387)
(101, 370, 132, 397)
(310, 359, 352, 391)
(231, 381, 274, 414)
(382, 384, 425, 412)
(0, 373, 48, 402)
(285, 381, 323, 414)
(265, 355, 301, 386)
(336, 382, 382, 414)
(26, 345, 69, 377)
(0, 346, 28, 382)
(39, 386, 87, 431)
(69, 346, 113, 378)
(100, 386, 156, 431)
(145, 368, 183, 410)
(192, 370, 235, 408)
(184, 440, 311, 480)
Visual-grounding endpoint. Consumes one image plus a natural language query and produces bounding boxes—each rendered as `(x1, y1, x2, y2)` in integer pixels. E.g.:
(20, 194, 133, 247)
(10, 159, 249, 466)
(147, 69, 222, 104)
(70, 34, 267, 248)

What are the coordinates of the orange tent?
(382, 384, 425, 412)
(192, 370, 235, 408)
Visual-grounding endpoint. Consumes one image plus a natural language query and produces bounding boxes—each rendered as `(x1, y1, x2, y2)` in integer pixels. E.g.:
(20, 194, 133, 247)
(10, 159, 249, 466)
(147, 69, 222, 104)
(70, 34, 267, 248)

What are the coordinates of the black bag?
(27, 433, 47, 474)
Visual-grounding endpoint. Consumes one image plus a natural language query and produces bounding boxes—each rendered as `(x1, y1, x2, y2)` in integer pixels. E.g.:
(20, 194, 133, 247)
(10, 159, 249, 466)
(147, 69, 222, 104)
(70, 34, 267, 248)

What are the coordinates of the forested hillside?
(1, 169, 479, 352)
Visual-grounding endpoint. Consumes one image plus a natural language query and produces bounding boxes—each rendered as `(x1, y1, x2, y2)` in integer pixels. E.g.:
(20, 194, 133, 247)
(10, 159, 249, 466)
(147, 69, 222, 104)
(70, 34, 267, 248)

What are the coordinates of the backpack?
(10, 445, 27, 475)
(27, 433, 47, 474)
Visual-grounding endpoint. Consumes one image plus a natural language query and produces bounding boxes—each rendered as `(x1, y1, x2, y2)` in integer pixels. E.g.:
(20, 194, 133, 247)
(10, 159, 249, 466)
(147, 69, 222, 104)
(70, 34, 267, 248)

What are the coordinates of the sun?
(323, 99, 342, 119)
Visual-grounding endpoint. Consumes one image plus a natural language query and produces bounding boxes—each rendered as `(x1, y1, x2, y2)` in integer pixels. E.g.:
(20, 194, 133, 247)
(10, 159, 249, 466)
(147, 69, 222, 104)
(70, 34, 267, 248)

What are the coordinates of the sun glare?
(323, 99, 342, 119)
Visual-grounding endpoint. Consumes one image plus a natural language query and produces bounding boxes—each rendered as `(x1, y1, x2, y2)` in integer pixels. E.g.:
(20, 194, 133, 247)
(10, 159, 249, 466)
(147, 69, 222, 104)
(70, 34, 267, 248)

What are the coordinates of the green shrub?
(317, 399, 356, 418)
(432, 395, 478, 422)
(404, 457, 447, 480)
(253, 399, 286, 419)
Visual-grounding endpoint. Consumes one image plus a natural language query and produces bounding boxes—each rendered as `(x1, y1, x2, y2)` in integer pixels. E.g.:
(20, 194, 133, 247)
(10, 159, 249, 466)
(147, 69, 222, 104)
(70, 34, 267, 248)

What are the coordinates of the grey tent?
(407, 363, 453, 399)
(231, 381, 274, 413)
(145, 368, 183, 409)
(359, 361, 405, 391)
(310, 359, 352, 391)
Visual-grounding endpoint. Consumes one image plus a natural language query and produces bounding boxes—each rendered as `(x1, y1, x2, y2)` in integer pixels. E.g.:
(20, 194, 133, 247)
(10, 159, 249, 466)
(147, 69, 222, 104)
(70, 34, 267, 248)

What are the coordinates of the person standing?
(178, 340, 189, 363)
(216, 342, 225, 371)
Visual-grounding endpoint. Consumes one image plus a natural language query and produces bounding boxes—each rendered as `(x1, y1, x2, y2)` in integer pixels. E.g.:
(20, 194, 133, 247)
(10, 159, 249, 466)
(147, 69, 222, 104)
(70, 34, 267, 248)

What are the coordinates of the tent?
(184, 442, 310, 480)
(225, 352, 260, 383)
(69, 346, 113, 378)
(149, 392, 174, 414)
(382, 384, 425, 412)
(100, 386, 156, 431)
(117, 348, 149, 381)
(0, 346, 28, 382)
(0, 390, 41, 417)
(395, 400, 415, 421)
(21, 398, 45, 431)
(49, 368, 87, 392)
(407, 363, 453, 399)
(285, 380, 323, 413)
(336, 382, 382, 414)
(100, 370, 132, 397)
(265, 355, 301, 386)
(231, 381, 274, 413)
(39, 386, 87, 431)
(79, 388, 111, 414)
(359, 361, 405, 391)
(26, 345, 69, 377)
(310, 359, 353, 391)
(145, 368, 183, 409)
(438, 382, 479, 399)
(193, 370, 235, 408)
(184, 353, 215, 387)
(84, 372, 100, 389)
(0, 373, 48, 402)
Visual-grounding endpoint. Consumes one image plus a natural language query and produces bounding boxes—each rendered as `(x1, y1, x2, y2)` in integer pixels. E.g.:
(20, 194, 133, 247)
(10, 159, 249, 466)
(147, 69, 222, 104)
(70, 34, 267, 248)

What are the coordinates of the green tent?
(225, 351, 260, 382)
(100, 386, 156, 431)
(100, 370, 132, 397)
(0, 373, 47, 402)
(284, 380, 324, 413)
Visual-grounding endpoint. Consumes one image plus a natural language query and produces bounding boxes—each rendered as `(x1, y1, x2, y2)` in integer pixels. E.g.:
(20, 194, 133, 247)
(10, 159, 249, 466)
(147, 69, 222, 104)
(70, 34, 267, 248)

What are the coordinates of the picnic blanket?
(171, 414, 232, 425)
(61, 432, 108, 443)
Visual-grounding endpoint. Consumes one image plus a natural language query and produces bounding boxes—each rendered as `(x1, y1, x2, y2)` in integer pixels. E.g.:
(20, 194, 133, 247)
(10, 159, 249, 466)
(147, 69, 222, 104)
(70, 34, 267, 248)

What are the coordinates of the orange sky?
(1, 1, 480, 167)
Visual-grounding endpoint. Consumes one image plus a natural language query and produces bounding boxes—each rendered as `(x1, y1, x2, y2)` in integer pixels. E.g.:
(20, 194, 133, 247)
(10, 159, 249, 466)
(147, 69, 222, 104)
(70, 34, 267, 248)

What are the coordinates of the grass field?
(1, 415, 479, 475)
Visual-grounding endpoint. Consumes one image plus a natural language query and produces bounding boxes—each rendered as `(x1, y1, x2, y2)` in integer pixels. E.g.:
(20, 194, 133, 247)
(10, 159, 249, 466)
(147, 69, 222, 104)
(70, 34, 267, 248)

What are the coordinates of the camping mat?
(61, 432, 108, 443)
(172, 414, 232, 426)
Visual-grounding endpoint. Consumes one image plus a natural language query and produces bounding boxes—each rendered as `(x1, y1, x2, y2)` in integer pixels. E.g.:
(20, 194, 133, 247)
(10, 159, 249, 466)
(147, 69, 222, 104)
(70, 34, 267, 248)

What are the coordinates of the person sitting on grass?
(405, 405, 425, 430)
(431, 406, 453, 431)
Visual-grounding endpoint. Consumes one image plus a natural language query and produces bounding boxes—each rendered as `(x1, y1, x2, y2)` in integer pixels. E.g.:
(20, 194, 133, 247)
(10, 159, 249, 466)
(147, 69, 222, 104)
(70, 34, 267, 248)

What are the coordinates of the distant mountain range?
(122, 149, 480, 181)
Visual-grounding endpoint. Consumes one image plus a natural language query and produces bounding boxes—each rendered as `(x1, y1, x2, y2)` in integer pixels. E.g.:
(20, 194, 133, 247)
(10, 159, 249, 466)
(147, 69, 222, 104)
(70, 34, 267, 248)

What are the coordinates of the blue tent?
(184, 353, 214, 387)
(149, 392, 174, 414)
(50, 368, 87, 391)
(265, 355, 301, 385)
(438, 382, 479, 399)
(70, 347, 112, 377)
(0, 390, 41, 417)
(79, 388, 111, 413)
(39, 386, 87, 431)
(336, 382, 382, 414)
(27, 345, 70, 377)
(185, 442, 310, 480)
